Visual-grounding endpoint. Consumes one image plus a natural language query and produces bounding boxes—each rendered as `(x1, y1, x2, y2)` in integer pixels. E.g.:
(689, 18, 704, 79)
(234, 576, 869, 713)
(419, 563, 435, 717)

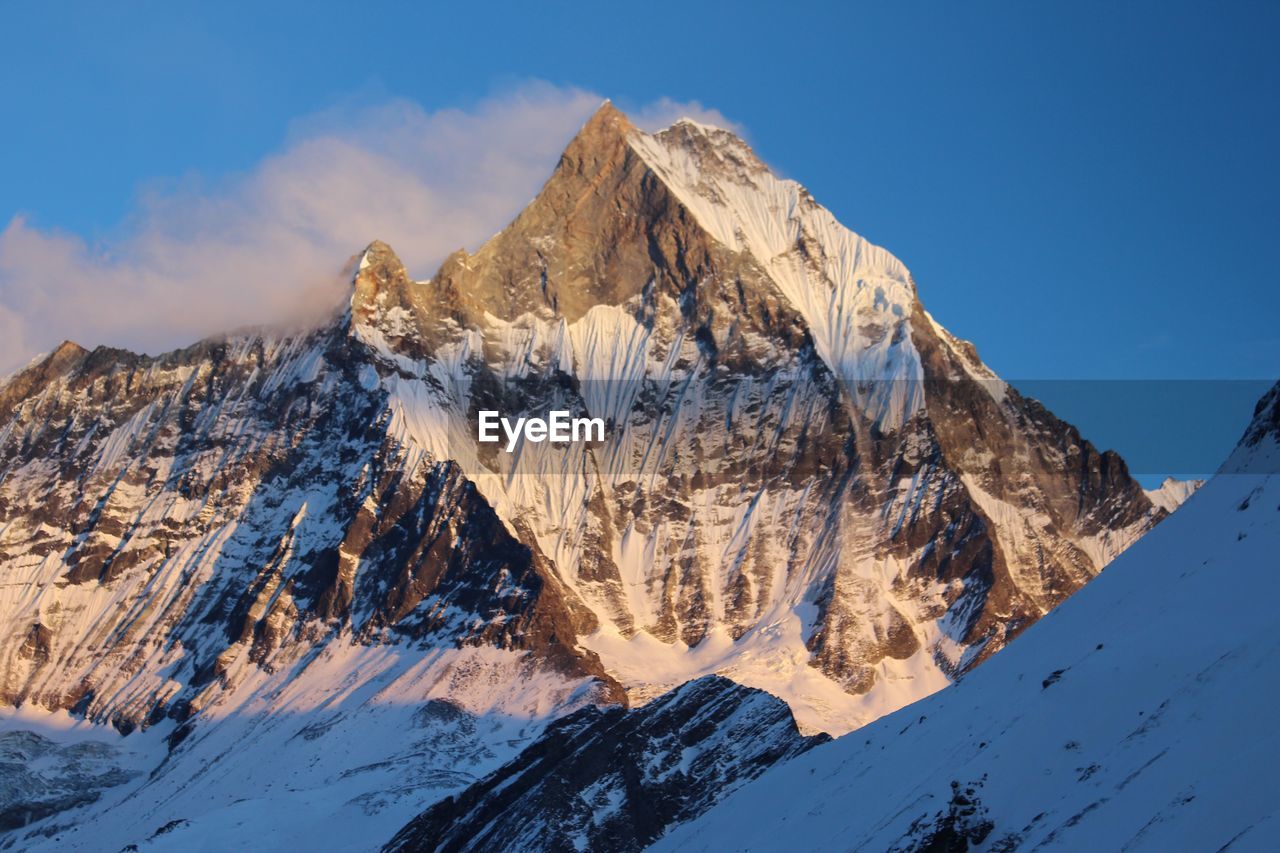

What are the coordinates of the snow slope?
(2, 644, 599, 852)
(658, 383, 1280, 852)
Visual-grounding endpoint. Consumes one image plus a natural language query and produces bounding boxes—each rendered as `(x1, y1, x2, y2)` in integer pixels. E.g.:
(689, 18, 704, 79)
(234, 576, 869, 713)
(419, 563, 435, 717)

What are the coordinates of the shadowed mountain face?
(384, 676, 827, 853)
(0, 103, 1179, 849)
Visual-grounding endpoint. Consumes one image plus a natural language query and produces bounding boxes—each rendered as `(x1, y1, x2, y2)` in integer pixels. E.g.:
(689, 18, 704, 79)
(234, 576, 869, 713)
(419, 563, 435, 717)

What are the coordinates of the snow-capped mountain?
(1144, 475, 1203, 512)
(339, 102, 1174, 734)
(658, 382, 1280, 852)
(0, 102, 1178, 849)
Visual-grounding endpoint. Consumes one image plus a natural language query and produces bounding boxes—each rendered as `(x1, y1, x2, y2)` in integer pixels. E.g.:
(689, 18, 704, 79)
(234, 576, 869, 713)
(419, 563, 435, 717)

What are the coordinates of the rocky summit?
(0, 103, 1189, 850)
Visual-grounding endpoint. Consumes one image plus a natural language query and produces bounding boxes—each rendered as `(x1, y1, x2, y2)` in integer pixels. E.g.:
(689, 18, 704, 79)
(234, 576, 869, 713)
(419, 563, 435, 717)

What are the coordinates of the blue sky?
(2, 1, 1276, 478)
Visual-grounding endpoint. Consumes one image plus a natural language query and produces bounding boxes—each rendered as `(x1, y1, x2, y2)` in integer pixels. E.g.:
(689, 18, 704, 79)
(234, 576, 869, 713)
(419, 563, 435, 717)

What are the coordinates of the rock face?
(384, 675, 826, 853)
(657, 382, 1280, 852)
(0, 102, 1173, 848)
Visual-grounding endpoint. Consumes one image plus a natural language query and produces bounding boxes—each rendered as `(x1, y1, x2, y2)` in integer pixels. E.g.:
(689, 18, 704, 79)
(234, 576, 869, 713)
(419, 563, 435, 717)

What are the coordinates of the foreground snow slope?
(659, 384, 1280, 851)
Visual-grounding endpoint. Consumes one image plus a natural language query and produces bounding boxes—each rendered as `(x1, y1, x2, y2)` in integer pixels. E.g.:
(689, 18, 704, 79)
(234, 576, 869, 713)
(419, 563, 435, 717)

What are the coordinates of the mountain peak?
(51, 339, 86, 359)
(647, 116, 769, 182)
(556, 100, 636, 178)
(671, 115, 723, 131)
(350, 239, 413, 327)
(582, 98, 631, 132)
(355, 240, 405, 278)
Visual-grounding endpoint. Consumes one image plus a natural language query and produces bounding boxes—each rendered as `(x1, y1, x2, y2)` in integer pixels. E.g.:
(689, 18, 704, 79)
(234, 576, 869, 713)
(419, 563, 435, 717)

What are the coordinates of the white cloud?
(0, 83, 737, 372)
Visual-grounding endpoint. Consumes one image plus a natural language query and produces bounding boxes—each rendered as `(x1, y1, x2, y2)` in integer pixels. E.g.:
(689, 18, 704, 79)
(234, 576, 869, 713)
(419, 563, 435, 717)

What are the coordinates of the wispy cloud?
(0, 83, 735, 372)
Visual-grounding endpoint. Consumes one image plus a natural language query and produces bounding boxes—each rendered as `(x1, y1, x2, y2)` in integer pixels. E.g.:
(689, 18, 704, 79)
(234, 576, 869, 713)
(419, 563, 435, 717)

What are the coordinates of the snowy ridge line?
(627, 121, 924, 431)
